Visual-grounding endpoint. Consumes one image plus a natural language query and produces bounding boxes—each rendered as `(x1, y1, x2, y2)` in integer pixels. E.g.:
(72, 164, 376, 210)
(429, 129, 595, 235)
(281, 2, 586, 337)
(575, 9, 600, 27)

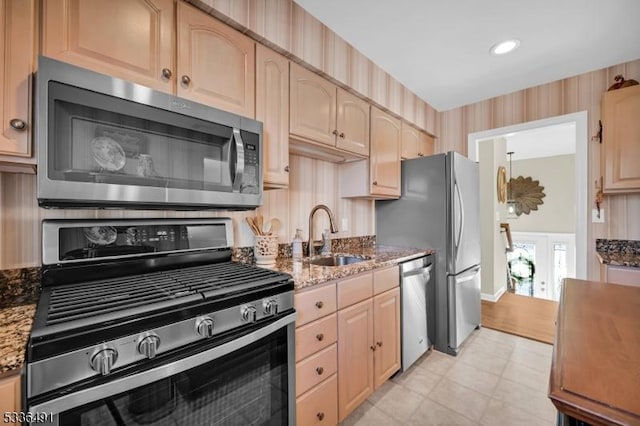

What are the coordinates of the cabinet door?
(419, 132, 435, 157)
(336, 88, 370, 156)
(602, 85, 640, 193)
(42, 0, 175, 93)
(338, 299, 374, 422)
(373, 288, 401, 389)
(401, 121, 419, 159)
(177, 2, 255, 118)
(0, 0, 35, 160)
(290, 62, 337, 147)
(370, 106, 401, 197)
(0, 373, 21, 424)
(256, 44, 289, 188)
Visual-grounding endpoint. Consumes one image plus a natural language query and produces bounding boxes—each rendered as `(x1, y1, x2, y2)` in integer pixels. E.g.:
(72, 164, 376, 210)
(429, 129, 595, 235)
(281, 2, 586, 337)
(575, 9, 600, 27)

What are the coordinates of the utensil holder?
(254, 235, 278, 266)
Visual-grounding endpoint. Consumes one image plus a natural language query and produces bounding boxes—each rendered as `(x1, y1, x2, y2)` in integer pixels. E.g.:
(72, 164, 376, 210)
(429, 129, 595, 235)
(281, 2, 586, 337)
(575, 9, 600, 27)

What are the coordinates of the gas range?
(26, 218, 296, 425)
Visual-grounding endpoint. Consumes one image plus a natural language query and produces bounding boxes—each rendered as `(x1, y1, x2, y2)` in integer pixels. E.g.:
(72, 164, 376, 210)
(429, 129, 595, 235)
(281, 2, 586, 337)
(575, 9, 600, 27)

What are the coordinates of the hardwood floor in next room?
(341, 327, 556, 425)
(481, 292, 558, 345)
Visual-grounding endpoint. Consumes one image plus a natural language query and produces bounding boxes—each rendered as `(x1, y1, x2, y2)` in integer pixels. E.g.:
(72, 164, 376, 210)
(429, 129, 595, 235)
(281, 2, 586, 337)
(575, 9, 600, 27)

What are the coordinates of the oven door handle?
(29, 312, 296, 416)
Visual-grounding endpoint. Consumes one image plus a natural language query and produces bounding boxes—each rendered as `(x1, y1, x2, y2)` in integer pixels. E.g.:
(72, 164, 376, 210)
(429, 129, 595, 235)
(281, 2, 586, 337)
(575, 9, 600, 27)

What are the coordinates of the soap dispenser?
(292, 229, 303, 260)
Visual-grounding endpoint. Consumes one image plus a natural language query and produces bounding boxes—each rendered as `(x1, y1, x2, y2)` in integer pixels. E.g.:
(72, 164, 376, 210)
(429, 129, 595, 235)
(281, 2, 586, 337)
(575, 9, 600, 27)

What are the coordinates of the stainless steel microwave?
(36, 56, 262, 209)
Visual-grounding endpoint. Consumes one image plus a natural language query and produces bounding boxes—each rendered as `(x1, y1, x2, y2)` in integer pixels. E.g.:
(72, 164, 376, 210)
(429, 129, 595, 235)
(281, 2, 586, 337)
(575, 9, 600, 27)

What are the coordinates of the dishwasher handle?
(402, 265, 432, 279)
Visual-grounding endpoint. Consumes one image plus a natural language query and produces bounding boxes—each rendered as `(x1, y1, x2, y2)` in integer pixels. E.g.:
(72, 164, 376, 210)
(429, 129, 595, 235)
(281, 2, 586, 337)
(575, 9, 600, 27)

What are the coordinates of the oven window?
(48, 82, 236, 192)
(57, 327, 289, 425)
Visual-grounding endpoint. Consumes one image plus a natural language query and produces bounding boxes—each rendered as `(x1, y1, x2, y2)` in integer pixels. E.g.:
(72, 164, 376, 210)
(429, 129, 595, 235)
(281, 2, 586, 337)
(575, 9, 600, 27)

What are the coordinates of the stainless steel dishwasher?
(400, 255, 434, 371)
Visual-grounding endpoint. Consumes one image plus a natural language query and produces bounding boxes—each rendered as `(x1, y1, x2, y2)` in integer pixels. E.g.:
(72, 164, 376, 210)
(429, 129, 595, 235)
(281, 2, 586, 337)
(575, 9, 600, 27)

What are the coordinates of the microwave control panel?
(241, 142, 259, 194)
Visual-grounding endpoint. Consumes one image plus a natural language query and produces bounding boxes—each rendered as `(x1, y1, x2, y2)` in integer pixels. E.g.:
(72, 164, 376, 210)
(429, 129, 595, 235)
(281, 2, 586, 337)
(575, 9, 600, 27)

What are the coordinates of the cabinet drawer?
(337, 273, 373, 309)
(296, 313, 337, 362)
(297, 373, 338, 426)
(296, 344, 337, 397)
(374, 265, 399, 295)
(295, 283, 337, 327)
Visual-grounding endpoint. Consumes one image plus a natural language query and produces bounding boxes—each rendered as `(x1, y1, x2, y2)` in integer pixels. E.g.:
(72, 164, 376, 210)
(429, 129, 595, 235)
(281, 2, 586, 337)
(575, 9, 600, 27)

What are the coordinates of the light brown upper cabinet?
(402, 122, 435, 160)
(0, 0, 37, 172)
(601, 85, 640, 193)
(340, 106, 401, 199)
(256, 44, 289, 188)
(290, 63, 369, 157)
(43, 1, 255, 118)
(42, 0, 175, 93)
(177, 2, 255, 118)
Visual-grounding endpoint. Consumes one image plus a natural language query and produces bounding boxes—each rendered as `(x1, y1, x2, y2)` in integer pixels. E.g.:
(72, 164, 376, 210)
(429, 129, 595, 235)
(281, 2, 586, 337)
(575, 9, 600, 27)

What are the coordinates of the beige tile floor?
(341, 327, 557, 425)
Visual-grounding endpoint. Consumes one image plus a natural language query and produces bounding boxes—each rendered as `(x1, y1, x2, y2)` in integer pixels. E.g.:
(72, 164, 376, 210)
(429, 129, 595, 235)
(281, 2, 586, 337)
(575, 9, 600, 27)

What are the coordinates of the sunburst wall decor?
(507, 176, 546, 216)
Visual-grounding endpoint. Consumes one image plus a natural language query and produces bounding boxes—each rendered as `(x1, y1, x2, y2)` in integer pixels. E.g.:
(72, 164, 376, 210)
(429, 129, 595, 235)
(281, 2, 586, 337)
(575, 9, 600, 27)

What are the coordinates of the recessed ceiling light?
(490, 39, 520, 55)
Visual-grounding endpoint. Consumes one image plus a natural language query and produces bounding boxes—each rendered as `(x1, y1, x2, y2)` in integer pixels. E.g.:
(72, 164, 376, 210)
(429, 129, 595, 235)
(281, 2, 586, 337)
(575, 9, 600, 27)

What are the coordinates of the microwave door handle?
(231, 128, 245, 192)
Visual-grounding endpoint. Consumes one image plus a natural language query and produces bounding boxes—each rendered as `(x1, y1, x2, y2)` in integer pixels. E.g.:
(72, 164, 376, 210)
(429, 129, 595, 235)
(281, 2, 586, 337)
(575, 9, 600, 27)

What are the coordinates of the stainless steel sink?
(307, 255, 368, 267)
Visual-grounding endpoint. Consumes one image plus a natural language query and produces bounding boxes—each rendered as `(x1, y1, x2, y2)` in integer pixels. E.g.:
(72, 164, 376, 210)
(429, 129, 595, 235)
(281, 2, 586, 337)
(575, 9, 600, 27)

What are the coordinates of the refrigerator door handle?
(454, 180, 465, 261)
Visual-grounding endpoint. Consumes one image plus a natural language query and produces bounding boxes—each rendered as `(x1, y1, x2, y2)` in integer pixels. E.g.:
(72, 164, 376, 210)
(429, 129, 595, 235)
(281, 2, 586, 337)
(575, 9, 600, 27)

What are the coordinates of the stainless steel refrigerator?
(376, 151, 481, 355)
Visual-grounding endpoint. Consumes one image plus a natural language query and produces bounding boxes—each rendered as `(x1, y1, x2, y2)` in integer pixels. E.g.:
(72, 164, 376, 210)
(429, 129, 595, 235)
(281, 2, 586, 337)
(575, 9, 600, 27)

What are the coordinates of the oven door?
(28, 313, 295, 426)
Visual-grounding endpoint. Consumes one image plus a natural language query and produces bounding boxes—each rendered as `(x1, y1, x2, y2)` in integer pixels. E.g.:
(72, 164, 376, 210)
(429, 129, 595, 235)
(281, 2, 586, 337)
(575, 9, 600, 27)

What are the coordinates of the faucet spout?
(307, 204, 339, 257)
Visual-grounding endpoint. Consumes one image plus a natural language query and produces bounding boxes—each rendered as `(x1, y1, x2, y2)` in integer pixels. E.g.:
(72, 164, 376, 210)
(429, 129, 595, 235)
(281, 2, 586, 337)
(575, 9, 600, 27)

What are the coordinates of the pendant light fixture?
(506, 151, 518, 219)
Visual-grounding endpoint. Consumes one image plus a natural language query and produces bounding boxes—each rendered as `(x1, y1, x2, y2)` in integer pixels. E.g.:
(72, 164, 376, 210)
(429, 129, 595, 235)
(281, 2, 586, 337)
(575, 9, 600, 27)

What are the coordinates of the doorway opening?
(468, 111, 588, 302)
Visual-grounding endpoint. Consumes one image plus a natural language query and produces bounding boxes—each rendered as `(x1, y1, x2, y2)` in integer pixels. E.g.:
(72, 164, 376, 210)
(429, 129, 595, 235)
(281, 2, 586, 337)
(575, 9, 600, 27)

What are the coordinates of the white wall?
(479, 138, 508, 299)
(509, 154, 576, 234)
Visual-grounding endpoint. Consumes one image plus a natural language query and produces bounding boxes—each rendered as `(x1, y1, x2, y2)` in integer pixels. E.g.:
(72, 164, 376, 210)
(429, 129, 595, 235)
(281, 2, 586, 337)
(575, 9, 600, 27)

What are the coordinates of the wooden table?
(549, 278, 640, 425)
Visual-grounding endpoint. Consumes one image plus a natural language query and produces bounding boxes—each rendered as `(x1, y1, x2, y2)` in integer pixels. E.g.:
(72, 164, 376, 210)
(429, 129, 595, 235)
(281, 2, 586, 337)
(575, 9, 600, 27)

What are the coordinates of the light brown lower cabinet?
(0, 372, 21, 425)
(296, 373, 338, 425)
(600, 263, 640, 287)
(294, 267, 400, 423)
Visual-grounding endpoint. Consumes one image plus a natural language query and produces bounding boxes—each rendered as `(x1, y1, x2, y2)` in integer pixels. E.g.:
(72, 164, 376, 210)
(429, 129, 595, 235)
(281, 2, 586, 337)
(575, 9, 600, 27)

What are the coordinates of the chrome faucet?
(307, 204, 339, 256)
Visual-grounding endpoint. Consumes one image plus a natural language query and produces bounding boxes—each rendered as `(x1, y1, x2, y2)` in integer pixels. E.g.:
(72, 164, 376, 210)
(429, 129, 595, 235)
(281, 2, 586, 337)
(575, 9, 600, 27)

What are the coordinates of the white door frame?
(467, 111, 588, 280)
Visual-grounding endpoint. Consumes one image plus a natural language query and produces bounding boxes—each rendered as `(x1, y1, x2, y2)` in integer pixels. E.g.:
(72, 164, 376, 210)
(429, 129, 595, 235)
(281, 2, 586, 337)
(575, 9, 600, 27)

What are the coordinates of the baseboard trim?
(481, 286, 506, 302)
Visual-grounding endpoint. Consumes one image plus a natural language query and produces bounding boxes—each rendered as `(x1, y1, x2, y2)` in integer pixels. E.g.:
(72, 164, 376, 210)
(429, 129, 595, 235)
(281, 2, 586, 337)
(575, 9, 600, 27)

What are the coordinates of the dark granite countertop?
(0, 268, 40, 375)
(265, 245, 434, 291)
(595, 239, 640, 268)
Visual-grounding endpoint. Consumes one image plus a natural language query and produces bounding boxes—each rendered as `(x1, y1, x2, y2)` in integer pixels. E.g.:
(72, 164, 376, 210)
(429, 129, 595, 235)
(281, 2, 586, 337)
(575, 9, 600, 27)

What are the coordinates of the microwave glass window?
(48, 82, 238, 193)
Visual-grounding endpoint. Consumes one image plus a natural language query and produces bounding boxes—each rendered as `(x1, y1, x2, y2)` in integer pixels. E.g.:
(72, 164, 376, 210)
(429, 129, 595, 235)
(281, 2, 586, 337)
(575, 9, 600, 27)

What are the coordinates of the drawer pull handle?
(377, 341, 383, 347)
(315, 301, 324, 309)
(161, 68, 172, 79)
(317, 412, 325, 421)
(370, 345, 376, 351)
(316, 366, 324, 375)
(316, 333, 324, 341)
(339, 132, 345, 138)
(372, 181, 378, 186)
(284, 165, 290, 172)
(181, 75, 191, 85)
(332, 129, 338, 136)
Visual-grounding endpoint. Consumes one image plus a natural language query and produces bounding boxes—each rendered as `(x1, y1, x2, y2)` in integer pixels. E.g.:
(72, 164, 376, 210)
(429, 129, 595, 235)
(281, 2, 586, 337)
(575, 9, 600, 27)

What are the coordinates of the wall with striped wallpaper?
(437, 59, 640, 280)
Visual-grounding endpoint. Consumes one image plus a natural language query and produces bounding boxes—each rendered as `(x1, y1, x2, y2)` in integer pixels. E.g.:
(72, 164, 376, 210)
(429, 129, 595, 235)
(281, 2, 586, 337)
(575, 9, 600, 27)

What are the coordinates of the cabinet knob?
(284, 165, 290, 172)
(316, 366, 324, 375)
(9, 119, 26, 131)
(332, 129, 338, 136)
(161, 68, 172, 79)
(376, 341, 383, 347)
(339, 132, 345, 138)
(372, 181, 378, 186)
(315, 301, 324, 309)
(316, 412, 325, 421)
(418, 152, 424, 157)
(181, 75, 191, 85)
(316, 333, 324, 341)
(370, 345, 376, 351)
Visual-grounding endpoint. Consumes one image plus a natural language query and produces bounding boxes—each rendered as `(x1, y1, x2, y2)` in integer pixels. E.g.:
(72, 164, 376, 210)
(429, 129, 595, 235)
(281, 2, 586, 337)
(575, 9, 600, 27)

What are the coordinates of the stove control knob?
(241, 305, 257, 323)
(90, 347, 118, 376)
(263, 299, 279, 316)
(137, 333, 161, 359)
(196, 316, 215, 338)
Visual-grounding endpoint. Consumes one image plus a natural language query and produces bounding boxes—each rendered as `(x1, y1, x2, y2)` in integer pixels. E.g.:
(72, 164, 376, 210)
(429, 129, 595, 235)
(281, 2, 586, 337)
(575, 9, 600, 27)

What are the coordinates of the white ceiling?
(502, 122, 576, 161)
(293, 0, 640, 111)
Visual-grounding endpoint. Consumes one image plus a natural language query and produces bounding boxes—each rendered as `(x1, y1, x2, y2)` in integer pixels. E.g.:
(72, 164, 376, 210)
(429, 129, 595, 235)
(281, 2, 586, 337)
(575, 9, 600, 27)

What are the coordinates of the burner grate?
(44, 262, 290, 327)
